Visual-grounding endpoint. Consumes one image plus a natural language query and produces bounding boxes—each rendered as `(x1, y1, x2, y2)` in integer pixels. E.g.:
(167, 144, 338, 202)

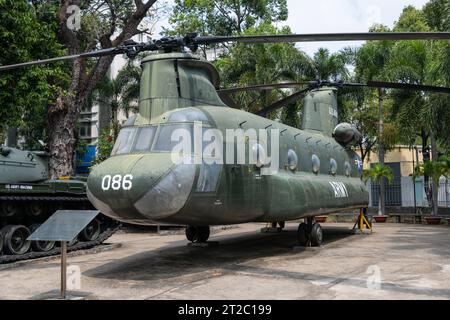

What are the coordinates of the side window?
(132, 127, 156, 152)
(312, 154, 321, 173)
(111, 128, 135, 156)
(153, 124, 193, 152)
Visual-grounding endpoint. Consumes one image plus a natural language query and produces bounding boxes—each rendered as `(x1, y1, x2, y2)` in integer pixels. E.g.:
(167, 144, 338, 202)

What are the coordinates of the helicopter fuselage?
(87, 105, 368, 226)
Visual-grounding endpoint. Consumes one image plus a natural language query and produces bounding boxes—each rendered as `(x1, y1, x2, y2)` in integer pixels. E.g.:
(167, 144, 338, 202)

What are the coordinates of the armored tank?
(0, 146, 118, 263)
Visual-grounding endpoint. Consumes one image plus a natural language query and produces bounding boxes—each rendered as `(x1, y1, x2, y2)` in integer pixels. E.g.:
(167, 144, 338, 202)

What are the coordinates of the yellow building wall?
(358, 146, 424, 177)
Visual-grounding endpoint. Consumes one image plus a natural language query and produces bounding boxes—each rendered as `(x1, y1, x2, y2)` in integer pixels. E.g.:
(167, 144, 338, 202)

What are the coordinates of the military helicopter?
(2, 32, 450, 247)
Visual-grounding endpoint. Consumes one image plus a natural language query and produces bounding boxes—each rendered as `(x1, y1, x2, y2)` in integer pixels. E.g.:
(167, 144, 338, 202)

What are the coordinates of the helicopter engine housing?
(333, 123, 363, 147)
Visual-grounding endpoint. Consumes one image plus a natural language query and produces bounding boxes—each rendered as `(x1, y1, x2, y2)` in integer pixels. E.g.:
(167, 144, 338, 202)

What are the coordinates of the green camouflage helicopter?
(2, 32, 450, 247)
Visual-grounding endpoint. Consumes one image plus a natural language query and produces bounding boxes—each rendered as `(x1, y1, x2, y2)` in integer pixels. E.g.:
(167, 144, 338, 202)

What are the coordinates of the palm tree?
(414, 160, 447, 215)
(363, 164, 394, 216)
(311, 48, 349, 82)
(93, 63, 141, 139)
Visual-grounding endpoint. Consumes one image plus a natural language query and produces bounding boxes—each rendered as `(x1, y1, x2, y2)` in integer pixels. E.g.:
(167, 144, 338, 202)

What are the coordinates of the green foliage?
(311, 48, 350, 81)
(93, 128, 115, 165)
(438, 156, 450, 178)
(351, 3, 450, 159)
(93, 63, 141, 119)
(0, 0, 69, 145)
(166, 0, 288, 35)
(413, 160, 446, 184)
(215, 23, 315, 118)
(423, 0, 450, 31)
(362, 164, 394, 184)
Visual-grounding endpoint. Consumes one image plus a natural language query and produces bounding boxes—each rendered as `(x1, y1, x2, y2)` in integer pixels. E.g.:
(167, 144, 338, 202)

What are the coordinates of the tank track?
(0, 195, 120, 264)
(0, 223, 119, 264)
(0, 196, 89, 201)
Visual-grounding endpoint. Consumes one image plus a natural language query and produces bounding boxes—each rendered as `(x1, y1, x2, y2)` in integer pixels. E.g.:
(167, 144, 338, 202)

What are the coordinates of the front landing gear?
(297, 217, 323, 247)
(186, 226, 210, 243)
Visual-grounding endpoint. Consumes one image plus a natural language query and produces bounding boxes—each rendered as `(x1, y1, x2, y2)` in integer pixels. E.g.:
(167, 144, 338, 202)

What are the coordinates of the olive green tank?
(0, 146, 117, 263)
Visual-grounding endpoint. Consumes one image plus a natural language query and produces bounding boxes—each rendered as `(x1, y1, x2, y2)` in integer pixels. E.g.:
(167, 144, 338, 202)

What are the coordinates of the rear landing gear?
(186, 226, 210, 243)
(297, 217, 323, 247)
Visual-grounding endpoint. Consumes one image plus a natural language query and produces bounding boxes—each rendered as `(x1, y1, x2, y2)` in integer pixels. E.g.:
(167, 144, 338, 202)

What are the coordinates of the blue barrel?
(76, 145, 97, 174)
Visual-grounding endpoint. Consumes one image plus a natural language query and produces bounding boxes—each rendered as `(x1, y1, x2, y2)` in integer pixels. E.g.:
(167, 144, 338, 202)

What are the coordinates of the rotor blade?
(255, 88, 310, 117)
(0, 48, 121, 71)
(218, 82, 309, 94)
(367, 81, 450, 94)
(195, 32, 450, 45)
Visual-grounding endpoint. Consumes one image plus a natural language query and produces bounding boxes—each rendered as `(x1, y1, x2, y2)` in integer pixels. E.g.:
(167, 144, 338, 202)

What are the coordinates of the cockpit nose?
(87, 153, 196, 224)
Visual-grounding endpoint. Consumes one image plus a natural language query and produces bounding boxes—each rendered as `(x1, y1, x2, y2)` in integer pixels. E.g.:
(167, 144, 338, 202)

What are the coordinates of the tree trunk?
(430, 131, 439, 216)
(6, 127, 17, 147)
(46, 0, 157, 178)
(47, 99, 78, 178)
(378, 89, 386, 216)
(47, 57, 84, 179)
(421, 130, 431, 208)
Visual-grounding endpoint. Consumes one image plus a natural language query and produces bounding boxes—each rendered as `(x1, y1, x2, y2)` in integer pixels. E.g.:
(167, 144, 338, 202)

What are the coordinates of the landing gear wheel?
(80, 219, 101, 241)
(1, 225, 31, 255)
(1, 201, 19, 217)
(186, 225, 197, 242)
(0, 233, 3, 255)
(310, 223, 323, 247)
(30, 224, 55, 252)
(297, 223, 308, 246)
(186, 226, 210, 243)
(197, 226, 210, 243)
(278, 221, 285, 229)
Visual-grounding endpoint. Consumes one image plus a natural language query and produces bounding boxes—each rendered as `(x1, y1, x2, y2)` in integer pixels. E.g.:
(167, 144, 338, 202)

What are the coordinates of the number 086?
(101, 174, 133, 191)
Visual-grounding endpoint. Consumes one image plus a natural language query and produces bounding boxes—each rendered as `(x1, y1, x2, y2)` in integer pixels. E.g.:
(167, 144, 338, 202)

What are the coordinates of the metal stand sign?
(27, 210, 100, 299)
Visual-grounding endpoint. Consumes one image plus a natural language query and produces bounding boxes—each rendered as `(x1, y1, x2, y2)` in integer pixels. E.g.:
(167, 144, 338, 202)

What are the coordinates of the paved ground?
(1, 222, 450, 300)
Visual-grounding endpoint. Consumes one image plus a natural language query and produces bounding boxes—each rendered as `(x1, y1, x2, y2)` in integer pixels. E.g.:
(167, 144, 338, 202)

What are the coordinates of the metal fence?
(368, 177, 450, 208)
(370, 177, 402, 207)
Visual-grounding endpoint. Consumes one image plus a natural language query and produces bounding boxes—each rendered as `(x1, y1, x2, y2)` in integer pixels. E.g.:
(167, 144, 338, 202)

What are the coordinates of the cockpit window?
(111, 128, 136, 155)
(153, 124, 193, 152)
(132, 126, 156, 152)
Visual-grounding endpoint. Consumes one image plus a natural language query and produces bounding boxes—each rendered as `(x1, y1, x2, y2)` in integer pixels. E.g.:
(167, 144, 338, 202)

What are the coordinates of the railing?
(368, 177, 450, 208)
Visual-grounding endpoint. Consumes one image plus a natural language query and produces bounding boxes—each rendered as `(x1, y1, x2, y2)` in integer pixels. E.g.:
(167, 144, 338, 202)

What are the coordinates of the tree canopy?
(166, 0, 288, 35)
(0, 0, 68, 149)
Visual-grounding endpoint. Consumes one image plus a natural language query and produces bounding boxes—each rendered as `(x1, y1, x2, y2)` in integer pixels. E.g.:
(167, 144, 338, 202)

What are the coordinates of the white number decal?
(329, 181, 349, 198)
(111, 175, 122, 190)
(102, 175, 111, 191)
(101, 174, 133, 191)
(122, 174, 133, 190)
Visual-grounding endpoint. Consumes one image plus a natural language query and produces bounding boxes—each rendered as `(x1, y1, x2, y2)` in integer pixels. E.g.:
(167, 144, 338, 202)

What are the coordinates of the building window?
(81, 103, 92, 113)
(80, 124, 92, 138)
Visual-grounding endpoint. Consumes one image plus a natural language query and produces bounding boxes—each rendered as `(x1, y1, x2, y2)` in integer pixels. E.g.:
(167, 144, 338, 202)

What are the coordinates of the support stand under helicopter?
(352, 208, 373, 234)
